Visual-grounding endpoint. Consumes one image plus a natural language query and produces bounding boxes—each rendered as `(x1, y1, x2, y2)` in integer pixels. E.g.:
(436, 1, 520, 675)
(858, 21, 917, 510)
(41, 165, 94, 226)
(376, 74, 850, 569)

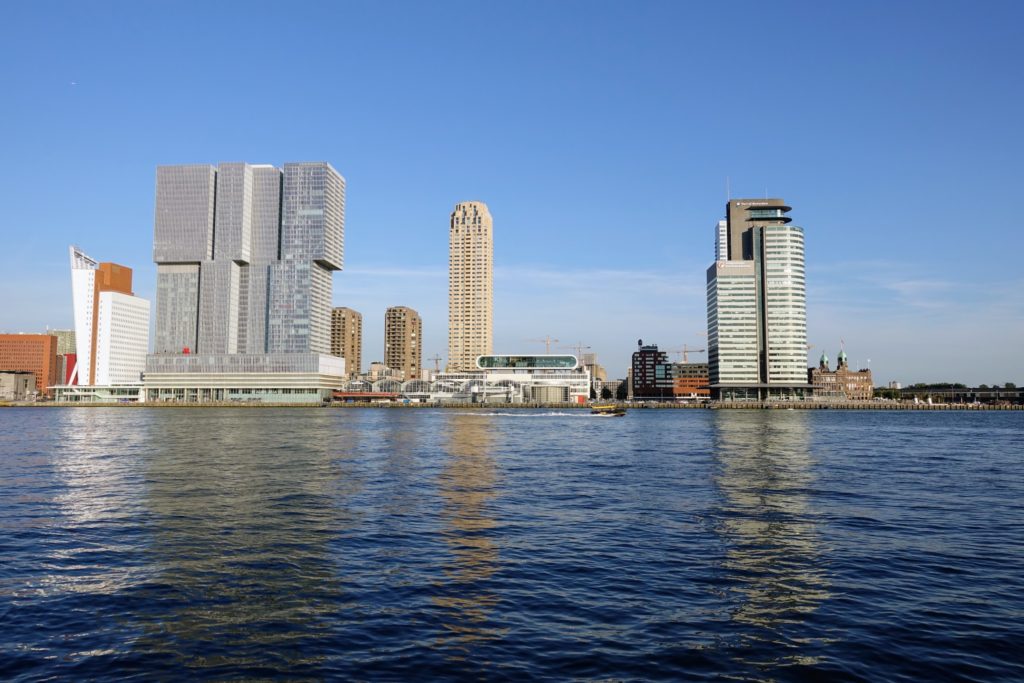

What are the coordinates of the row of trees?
(589, 385, 629, 400)
(874, 383, 1019, 399)
(904, 382, 1017, 390)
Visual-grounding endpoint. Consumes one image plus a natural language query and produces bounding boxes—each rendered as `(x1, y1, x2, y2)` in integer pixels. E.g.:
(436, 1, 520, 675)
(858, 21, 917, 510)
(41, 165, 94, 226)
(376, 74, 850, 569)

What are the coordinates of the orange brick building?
(0, 334, 58, 397)
(672, 362, 710, 399)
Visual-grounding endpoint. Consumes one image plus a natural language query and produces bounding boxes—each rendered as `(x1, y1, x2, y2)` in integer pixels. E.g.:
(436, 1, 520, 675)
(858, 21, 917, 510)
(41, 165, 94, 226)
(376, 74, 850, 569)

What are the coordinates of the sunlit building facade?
(66, 245, 150, 387)
(706, 199, 810, 400)
(384, 306, 422, 380)
(0, 334, 57, 398)
(448, 201, 493, 372)
(145, 162, 346, 403)
(809, 350, 873, 401)
(330, 307, 362, 378)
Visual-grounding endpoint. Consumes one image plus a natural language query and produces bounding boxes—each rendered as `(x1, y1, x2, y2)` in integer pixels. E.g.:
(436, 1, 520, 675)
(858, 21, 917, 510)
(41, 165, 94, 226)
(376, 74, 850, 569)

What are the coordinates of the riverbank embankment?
(2, 401, 1021, 410)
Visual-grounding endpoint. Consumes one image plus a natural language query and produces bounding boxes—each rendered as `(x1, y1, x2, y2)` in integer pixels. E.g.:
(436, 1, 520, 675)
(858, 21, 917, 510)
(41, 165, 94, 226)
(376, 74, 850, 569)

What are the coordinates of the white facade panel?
(95, 291, 151, 385)
(763, 226, 807, 384)
(70, 268, 95, 385)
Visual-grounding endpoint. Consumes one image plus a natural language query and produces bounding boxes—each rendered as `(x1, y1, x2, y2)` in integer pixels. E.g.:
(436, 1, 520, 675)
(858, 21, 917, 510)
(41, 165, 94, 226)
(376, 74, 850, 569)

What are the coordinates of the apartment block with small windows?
(384, 306, 422, 381)
(331, 307, 362, 378)
(448, 201, 492, 372)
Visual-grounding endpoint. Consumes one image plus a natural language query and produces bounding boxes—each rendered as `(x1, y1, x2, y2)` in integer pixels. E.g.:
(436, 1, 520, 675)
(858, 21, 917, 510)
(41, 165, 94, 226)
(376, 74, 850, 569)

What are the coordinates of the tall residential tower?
(448, 201, 493, 371)
(384, 306, 422, 380)
(330, 307, 362, 378)
(706, 199, 809, 400)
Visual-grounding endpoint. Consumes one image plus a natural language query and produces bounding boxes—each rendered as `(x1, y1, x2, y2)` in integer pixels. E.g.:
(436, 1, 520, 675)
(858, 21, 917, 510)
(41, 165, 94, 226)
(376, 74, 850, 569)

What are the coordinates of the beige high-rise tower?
(384, 306, 422, 380)
(330, 307, 362, 378)
(448, 201, 493, 371)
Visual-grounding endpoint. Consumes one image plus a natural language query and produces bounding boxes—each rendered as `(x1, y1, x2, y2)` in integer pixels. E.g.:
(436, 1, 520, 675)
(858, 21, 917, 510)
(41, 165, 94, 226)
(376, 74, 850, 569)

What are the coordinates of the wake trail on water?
(451, 411, 590, 417)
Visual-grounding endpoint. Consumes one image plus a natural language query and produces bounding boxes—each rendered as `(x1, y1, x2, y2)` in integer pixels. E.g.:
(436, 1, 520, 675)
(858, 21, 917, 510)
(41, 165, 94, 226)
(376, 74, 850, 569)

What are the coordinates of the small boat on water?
(591, 404, 627, 417)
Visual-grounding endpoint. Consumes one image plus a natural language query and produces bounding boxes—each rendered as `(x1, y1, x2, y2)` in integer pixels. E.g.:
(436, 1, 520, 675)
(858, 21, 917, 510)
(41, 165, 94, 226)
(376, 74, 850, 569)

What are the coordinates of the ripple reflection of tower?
(434, 414, 504, 649)
(711, 411, 831, 654)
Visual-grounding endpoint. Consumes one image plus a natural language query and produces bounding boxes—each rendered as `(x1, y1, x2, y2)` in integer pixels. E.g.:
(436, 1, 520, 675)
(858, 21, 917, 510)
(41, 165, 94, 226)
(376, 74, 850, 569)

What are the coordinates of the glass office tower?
(146, 162, 346, 403)
(706, 199, 810, 401)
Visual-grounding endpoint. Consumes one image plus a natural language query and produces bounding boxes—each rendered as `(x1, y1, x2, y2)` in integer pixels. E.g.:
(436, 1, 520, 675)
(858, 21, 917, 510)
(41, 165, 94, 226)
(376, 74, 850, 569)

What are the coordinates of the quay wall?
(3, 401, 1020, 410)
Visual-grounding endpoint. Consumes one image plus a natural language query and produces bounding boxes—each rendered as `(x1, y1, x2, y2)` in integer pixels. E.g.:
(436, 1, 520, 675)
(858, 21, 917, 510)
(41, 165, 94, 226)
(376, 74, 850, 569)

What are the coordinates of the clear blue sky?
(2, 0, 1022, 385)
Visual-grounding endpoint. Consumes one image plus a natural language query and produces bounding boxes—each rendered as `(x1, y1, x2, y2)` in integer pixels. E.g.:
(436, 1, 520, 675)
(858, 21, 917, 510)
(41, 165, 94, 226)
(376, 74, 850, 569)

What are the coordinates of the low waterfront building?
(0, 371, 35, 401)
(0, 333, 58, 398)
(809, 350, 873, 401)
(598, 379, 625, 400)
(672, 362, 710, 400)
(429, 354, 590, 404)
(143, 353, 344, 403)
(898, 385, 1023, 405)
(54, 384, 144, 403)
(365, 361, 403, 382)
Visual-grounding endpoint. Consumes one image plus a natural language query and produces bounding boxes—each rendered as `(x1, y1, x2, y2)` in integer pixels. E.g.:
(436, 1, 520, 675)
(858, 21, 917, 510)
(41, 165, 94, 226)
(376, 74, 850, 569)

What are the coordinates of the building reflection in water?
(129, 411, 355, 675)
(710, 410, 832, 663)
(434, 413, 505, 655)
(40, 410, 155, 597)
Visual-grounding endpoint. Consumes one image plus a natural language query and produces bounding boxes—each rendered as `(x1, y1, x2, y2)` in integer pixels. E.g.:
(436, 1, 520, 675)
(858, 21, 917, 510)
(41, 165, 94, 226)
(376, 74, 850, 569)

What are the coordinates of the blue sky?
(2, 0, 1022, 385)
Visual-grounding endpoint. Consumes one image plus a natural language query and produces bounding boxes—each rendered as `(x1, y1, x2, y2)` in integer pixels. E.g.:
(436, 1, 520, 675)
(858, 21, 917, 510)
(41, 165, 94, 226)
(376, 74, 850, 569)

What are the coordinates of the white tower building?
(69, 246, 150, 386)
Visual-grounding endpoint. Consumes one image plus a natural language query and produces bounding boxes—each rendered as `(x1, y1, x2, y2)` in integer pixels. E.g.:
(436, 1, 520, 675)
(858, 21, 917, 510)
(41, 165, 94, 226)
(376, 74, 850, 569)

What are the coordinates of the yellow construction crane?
(666, 344, 707, 363)
(527, 335, 560, 354)
(560, 341, 591, 361)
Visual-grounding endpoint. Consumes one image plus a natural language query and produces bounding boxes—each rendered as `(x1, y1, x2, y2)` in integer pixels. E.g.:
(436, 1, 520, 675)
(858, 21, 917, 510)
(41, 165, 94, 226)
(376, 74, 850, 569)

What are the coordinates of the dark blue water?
(1, 408, 1022, 681)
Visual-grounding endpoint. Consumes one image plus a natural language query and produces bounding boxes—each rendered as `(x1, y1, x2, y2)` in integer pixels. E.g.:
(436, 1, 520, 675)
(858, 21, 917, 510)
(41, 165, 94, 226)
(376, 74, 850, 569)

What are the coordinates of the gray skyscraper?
(146, 162, 346, 403)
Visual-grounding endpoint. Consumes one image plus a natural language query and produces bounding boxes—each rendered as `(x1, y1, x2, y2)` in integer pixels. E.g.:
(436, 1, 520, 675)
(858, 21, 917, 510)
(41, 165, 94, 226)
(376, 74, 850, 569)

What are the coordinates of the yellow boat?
(591, 404, 626, 417)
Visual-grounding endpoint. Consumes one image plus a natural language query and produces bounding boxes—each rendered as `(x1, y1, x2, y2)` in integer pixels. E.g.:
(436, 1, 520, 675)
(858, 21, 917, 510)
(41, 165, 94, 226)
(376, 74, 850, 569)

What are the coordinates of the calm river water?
(1, 408, 1022, 681)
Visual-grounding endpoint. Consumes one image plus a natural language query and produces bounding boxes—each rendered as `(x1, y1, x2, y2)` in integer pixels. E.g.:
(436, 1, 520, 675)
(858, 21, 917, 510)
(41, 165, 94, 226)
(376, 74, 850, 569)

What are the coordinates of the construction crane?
(665, 344, 706, 363)
(560, 341, 591, 362)
(527, 335, 560, 354)
(428, 354, 444, 373)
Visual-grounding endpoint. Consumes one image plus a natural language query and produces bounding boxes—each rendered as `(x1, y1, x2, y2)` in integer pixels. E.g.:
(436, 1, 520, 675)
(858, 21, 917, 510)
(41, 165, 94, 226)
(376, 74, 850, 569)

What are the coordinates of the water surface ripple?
(1, 408, 1022, 681)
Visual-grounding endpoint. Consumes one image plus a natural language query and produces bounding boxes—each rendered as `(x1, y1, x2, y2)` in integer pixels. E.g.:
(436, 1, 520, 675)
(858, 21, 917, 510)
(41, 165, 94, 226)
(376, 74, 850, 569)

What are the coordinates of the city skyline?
(1, 2, 1022, 385)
